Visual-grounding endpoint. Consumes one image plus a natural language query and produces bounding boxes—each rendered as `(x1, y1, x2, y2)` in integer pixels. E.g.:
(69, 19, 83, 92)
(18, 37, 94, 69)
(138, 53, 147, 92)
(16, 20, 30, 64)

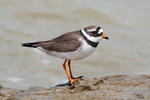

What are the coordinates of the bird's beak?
(101, 33, 109, 40)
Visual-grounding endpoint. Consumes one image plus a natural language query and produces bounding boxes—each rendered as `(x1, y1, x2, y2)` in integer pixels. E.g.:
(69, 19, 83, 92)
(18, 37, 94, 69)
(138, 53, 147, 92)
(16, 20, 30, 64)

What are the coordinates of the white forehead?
(98, 28, 103, 34)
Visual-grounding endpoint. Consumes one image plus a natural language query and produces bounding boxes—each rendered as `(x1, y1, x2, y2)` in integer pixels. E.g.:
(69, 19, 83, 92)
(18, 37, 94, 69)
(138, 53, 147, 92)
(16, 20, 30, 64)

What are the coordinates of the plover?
(22, 25, 109, 87)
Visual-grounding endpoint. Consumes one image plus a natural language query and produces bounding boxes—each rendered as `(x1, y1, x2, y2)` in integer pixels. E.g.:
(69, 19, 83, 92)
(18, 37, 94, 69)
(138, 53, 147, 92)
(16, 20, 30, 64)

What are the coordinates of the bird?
(22, 25, 109, 87)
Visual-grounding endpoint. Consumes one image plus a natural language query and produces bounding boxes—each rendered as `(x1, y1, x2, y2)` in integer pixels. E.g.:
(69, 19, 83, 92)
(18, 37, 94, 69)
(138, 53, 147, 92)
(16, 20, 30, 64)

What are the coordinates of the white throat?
(81, 29, 100, 43)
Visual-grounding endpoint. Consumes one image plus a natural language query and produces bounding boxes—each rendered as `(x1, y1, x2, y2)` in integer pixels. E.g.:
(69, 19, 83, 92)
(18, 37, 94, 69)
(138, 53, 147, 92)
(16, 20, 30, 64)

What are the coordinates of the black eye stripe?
(97, 27, 101, 31)
(91, 31, 97, 34)
(80, 30, 99, 48)
(86, 26, 103, 37)
(90, 27, 101, 34)
(95, 27, 101, 33)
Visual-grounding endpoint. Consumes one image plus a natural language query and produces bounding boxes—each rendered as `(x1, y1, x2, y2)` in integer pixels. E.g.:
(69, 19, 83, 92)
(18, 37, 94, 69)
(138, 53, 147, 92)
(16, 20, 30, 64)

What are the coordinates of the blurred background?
(0, 0, 150, 89)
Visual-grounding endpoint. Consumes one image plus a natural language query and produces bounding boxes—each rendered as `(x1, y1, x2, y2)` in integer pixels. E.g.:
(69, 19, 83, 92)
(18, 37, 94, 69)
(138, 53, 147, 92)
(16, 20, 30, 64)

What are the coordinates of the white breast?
(45, 38, 95, 60)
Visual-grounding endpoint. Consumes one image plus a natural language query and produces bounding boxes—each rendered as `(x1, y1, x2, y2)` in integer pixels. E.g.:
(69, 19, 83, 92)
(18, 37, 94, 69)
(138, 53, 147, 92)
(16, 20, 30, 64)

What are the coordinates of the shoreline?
(0, 74, 150, 100)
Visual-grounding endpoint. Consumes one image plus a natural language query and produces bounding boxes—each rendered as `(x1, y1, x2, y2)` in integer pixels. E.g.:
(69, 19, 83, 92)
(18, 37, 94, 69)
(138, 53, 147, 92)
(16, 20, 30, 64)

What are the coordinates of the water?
(0, 0, 150, 89)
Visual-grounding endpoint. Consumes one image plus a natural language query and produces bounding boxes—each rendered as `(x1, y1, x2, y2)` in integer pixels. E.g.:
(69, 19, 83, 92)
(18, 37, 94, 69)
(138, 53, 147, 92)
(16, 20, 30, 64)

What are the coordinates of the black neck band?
(80, 30, 99, 48)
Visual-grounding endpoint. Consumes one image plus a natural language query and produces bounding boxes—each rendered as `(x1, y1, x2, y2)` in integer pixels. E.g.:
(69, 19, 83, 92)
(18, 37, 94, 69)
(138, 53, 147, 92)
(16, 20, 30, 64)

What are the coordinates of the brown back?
(35, 30, 82, 52)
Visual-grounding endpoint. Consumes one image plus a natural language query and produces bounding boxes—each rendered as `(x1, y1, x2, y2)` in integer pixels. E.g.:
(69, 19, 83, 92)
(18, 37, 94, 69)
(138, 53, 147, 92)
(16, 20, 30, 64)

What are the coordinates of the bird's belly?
(46, 40, 95, 60)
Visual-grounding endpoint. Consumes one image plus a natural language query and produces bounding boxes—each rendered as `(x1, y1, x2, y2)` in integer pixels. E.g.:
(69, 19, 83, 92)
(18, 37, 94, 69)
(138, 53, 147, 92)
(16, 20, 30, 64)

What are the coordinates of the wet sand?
(0, 74, 150, 100)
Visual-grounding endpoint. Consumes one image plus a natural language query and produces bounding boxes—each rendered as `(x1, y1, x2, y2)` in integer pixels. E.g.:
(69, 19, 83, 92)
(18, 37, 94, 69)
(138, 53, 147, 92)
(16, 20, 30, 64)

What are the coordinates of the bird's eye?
(100, 32, 103, 36)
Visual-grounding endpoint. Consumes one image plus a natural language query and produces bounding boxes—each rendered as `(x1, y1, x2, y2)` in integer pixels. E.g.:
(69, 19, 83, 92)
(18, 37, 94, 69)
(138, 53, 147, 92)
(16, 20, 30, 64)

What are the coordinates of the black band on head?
(80, 30, 99, 48)
(96, 27, 101, 33)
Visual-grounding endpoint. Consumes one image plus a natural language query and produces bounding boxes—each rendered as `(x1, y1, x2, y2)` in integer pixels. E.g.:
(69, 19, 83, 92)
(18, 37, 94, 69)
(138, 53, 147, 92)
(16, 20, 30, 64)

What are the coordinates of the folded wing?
(22, 31, 81, 52)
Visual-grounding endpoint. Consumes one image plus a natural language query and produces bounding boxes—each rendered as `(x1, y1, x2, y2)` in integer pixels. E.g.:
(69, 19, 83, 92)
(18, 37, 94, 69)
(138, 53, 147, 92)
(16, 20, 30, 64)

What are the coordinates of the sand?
(0, 74, 150, 100)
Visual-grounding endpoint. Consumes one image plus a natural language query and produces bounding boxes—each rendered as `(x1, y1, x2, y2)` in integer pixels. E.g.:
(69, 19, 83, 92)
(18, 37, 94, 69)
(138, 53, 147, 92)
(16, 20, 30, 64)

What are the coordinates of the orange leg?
(68, 60, 81, 81)
(68, 60, 73, 78)
(63, 60, 74, 86)
(63, 60, 81, 87)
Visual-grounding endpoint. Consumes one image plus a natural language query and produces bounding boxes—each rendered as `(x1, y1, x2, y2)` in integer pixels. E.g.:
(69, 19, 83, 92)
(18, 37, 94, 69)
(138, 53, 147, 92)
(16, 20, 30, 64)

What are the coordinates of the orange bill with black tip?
(101, 33, 109, 40)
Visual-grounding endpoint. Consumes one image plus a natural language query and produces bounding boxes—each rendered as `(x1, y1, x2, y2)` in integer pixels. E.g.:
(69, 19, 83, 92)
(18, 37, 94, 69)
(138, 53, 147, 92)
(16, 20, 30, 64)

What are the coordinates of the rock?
(0, 75, 150, 100)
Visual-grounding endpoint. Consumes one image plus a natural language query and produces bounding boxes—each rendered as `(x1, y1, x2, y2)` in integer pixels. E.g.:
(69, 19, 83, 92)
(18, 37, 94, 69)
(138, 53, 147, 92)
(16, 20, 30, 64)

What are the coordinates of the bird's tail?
(21, 42, 41, 48)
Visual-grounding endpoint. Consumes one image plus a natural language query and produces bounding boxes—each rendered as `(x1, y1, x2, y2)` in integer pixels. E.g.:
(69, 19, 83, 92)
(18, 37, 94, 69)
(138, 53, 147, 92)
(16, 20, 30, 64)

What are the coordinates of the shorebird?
(22, 25, 109, 87)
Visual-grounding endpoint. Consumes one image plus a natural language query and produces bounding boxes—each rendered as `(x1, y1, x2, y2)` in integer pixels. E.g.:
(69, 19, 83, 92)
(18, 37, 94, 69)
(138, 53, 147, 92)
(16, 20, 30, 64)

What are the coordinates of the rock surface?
(1, 75, 150, 100)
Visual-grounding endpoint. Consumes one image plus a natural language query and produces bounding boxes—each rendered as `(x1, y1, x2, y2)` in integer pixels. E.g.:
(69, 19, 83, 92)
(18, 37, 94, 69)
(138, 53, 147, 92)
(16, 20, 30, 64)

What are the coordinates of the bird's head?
(81, 25, 109, 43)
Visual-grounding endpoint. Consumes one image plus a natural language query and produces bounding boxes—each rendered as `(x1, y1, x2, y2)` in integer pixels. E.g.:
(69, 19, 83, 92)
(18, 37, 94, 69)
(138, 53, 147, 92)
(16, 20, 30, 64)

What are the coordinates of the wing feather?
(39, 31, 81, 52)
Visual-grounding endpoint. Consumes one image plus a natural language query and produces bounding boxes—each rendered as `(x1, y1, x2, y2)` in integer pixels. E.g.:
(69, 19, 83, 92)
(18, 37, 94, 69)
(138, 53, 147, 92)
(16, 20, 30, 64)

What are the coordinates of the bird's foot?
(69, 76, 83, 88)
